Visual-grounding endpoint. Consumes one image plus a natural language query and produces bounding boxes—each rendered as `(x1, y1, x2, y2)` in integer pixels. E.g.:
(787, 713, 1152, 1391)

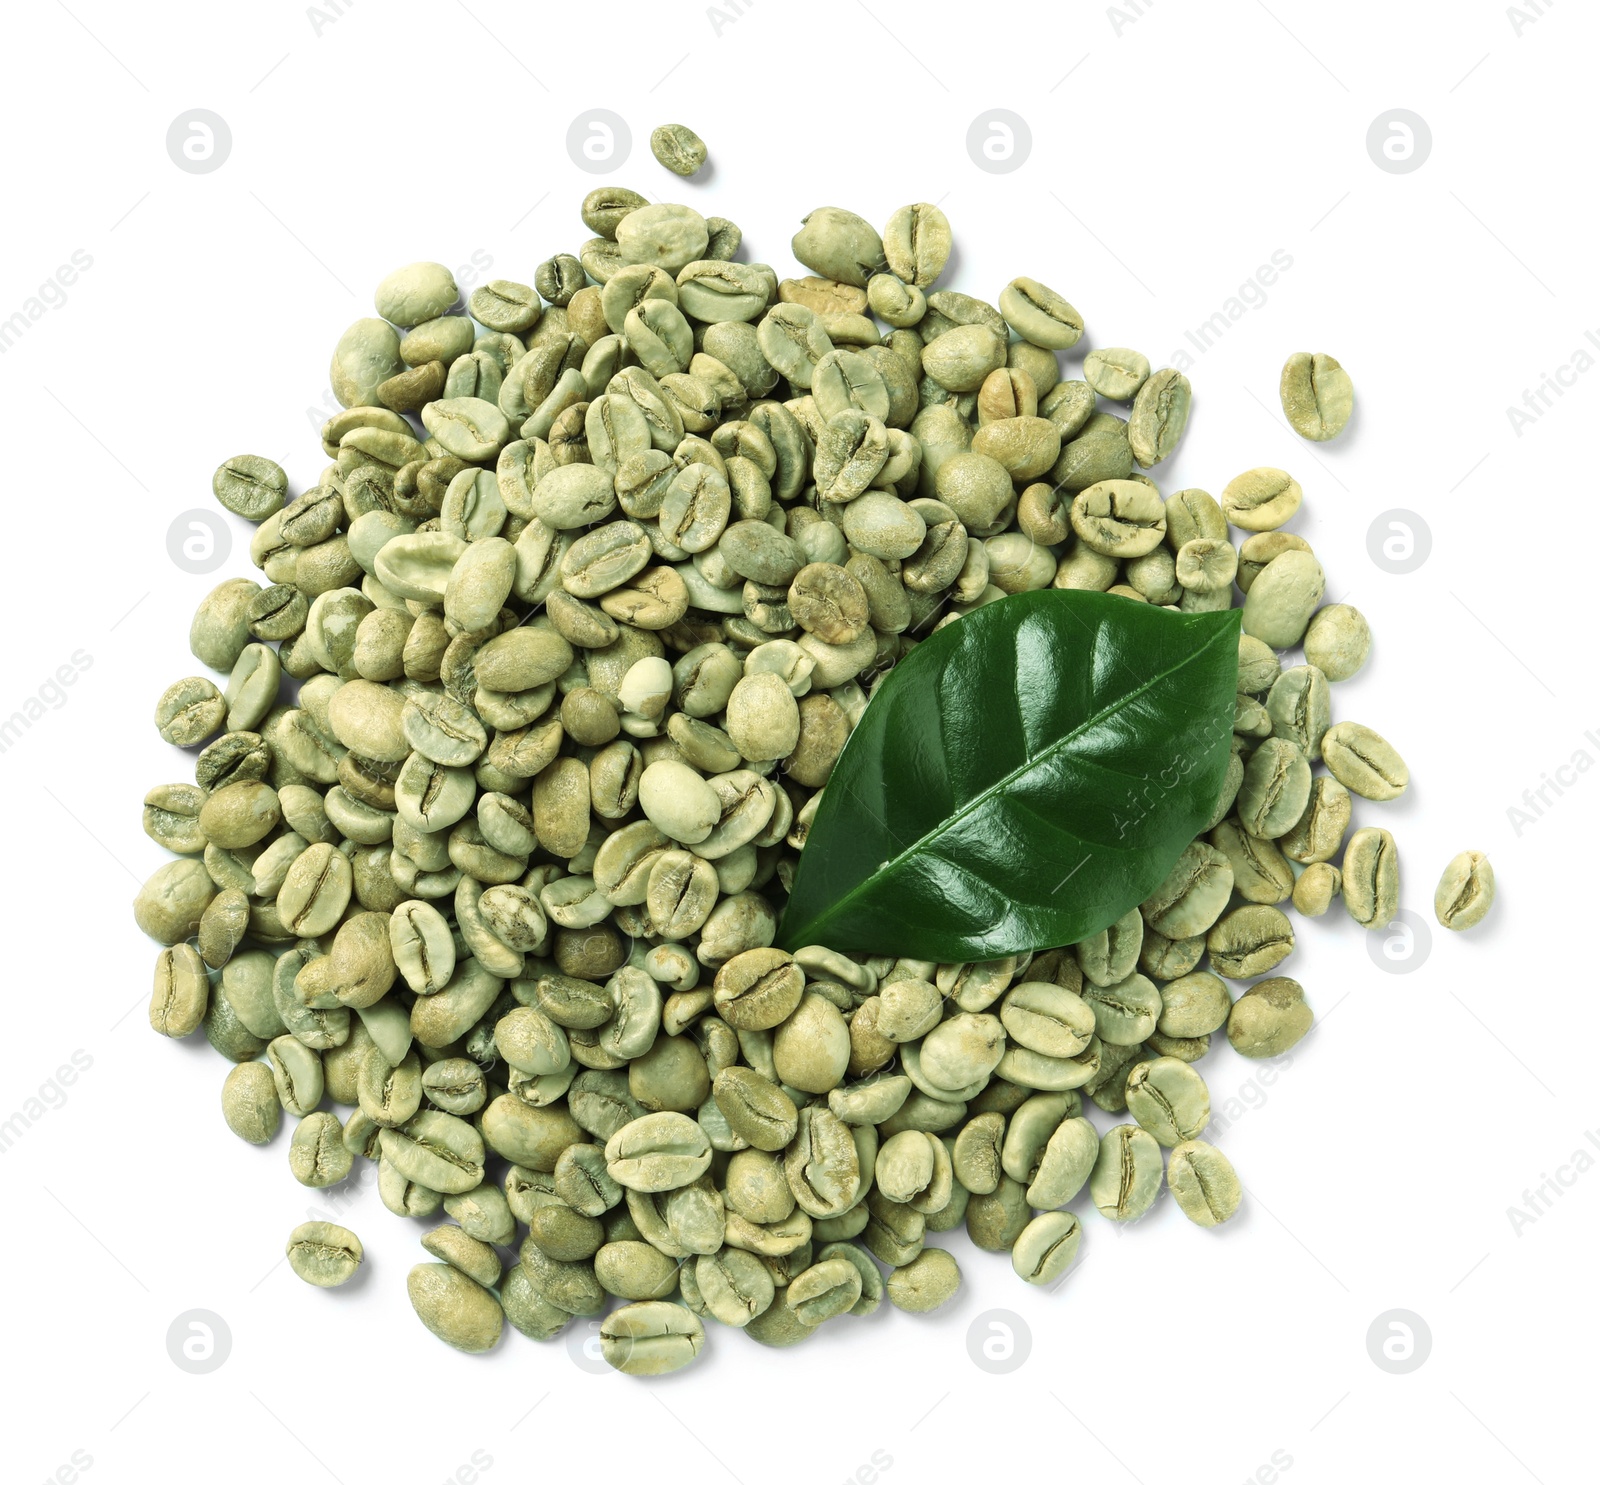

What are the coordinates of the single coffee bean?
(650, 123, 707, 177)
(1207, 905, 1295, 979)
(1303, 603, 1371, 682)
(1012, 1211, 1082, 1285)
(134, 858, 216, 945)
(1322, 721, 1409, 801)
(213, 455, 288, 520)
(886, 1247, 961, 1313)
(1279, 776, 1352, 865)
(1157, 973, 1232, 1039)
(1241, 550, 1324, 648)
(1089, 1124, 1163, 1221)
(423, 1222, 504, 1287)
(1292, 861, 1342, 917)
(605, 1111, 712, 1192)
(1227, 977, 1312, 1058)
(156, 677, 227, 747)
(1125, 1056, 1211, 1147)
(1238, 738, 1313, 839)
(1343, 826, 1399, 930)
(381, 1109, 486, 1194)
(406, 1263, 503, 1354)
(1026, 1116, 1099, 1209)
(289, 1111, 354, 1187)
(998, 277, 1083, 350)
(1166, 1140, 1242, 1226)
(712, 1066, 799, 1151)
(286, 1221, 363, 1287)
(1141, 842, 1234, 938)
(1071, 481, 1166, 558)
(422, 1057, 487, 1116)
(1279, 352, 1354, 441)
(1221, 467, 1303, 531)
(599, 1300, 704, 1375)
(1084, 348, 1151, 400)
(883, 202, 951, 287)
(1435, 849, 1494, 931)
(151, 944, 210, 1037)
(221, 1061, 281, 1144)
(1128, 369, 1191, 468)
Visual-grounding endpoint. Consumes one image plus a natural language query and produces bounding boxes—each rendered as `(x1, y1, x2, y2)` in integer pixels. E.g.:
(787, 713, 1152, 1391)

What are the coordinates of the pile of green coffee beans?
(135, 181, 1492, 1376)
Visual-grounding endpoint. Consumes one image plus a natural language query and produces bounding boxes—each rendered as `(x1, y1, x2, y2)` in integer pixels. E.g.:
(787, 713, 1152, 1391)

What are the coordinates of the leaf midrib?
(790, 618, 1235, 945)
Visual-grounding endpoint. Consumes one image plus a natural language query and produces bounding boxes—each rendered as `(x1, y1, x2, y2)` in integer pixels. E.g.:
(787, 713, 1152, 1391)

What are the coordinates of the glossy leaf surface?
(777, 589, 1241, 960)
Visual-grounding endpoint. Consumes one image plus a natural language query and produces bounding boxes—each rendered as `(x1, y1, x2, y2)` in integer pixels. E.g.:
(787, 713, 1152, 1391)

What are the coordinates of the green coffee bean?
(1435, 850, 1494, 931)
(407, 1263, 503, 1354)
(1128, 368, 1191, 468)
(1241, 550, 1324, 648)
(1303, 603, 1371, 681)
(1238, 738, 1313, 839)
(1166, 1141, 1242, 1226)
(600, 1301, 704, 1375)
(1141, 842, 1234, 938)
(1089, 1125, 1163, 1221)
(289, 1111, 354, 1187)
(1222, 467, 1303, 531)
(1279, 776, 1351, 865)
(1081, 974, 1161, 1046)
(1323, 722, 1409, 801)
(1207, 905, 1295, 979)
(1012, 1212, 1082, 1285)
(998, 277, 1083, 350)
(1343, 826, 1399, 930)
(1026, 1116, 1098, 1209)
(650, 123, 707, 177)
(1226, 977, 1312, 1058)
(287, 1222, 364, 1286)
(1279, 352, 1354, 441)
(886, 1247, 961, 1312)
(1157, 973, 1232, 1038)
(1292, 861, 1341, 917)
(1125, 1056, 1210, 1147)
(221, 1062, 281, 1144)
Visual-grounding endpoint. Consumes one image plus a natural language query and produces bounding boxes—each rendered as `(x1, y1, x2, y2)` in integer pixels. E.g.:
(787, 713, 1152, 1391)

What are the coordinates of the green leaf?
(777, 589, 1241, 961)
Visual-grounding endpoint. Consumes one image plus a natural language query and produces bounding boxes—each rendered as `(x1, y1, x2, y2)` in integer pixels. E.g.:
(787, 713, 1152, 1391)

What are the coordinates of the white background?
(1, 1, 1591, 1481)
